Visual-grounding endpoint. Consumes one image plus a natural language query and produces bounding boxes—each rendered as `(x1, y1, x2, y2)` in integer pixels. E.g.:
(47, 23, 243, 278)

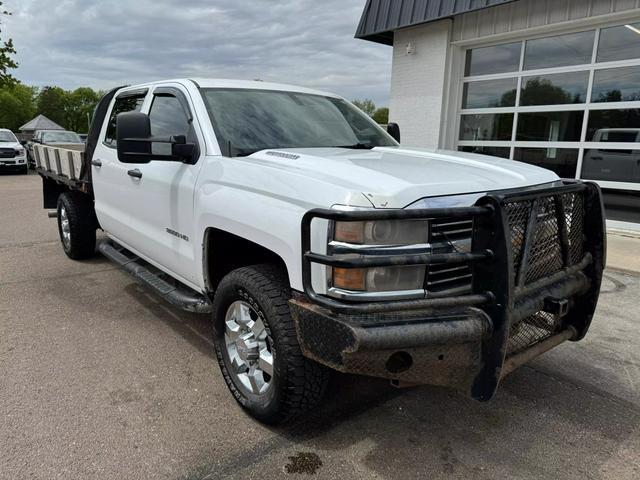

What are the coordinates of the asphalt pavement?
(1, 171, 639, 479)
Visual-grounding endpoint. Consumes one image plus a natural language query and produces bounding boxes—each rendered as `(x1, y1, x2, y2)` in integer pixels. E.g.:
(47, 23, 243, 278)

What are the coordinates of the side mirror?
(20, 140, 27, 146)
(117, 112, 152, 163)
(116, 112, 196, 164)
(387, 123, 400, 143)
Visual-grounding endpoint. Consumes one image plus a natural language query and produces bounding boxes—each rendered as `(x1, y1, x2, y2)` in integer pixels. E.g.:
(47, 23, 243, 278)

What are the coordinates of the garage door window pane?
(602, 190, 640, 223)
(465, 42, 522, 76)
(587, 109, 640, 142)
(591, 66, 640, 103)
(520, 72, 588, 106)
(582, 149, 640, 183)
(514, 148, 578, 178)
(524, 31, 595, 70)
(516, 112, 583, 142)
(459, 114, 514, 141)
(462, 78, 517, 109)
(597, 23, 640, 63)
(458, 146, 511, 159)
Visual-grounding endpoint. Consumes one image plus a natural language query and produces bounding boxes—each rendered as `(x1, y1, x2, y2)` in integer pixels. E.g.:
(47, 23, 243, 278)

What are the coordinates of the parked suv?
(0, 129, 28, 174)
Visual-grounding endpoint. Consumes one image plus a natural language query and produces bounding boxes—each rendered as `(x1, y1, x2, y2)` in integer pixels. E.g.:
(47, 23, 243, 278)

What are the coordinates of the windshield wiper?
(334, 143, 374, 150)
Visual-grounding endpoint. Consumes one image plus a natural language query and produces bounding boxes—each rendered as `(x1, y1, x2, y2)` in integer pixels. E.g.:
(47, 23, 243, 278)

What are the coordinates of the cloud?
(2, 0, 392, 105)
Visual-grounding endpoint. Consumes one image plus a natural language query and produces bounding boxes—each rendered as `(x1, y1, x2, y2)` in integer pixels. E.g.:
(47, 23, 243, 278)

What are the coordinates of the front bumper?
(0, 157, 27, 170)
(290, 181, 605, 401)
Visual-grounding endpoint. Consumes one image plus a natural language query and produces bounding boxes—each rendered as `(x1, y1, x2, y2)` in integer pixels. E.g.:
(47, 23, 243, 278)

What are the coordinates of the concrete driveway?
(1, 172, 639, 479)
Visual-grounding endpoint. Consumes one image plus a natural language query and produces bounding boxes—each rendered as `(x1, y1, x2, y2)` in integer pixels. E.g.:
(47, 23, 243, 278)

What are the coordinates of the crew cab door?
(122, 85, 204, 288)
(92, 89, 149, 247)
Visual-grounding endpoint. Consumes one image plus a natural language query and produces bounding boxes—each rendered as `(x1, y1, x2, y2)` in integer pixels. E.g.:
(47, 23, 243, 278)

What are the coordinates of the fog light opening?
(386, 351, 413, 374)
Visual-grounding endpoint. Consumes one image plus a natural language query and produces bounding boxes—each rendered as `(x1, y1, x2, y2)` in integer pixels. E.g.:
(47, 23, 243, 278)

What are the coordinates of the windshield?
(42, 131, 82, 143)
(201, 88, 397, 156)
(0, 131, 17, 143)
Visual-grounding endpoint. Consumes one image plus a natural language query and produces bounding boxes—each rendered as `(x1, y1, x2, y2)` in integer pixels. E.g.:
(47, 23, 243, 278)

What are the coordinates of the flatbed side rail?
(34, 144, 88, 191)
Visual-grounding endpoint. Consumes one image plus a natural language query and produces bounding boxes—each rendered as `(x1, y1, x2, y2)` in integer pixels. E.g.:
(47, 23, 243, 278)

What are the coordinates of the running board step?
(98, 240, 212, 314)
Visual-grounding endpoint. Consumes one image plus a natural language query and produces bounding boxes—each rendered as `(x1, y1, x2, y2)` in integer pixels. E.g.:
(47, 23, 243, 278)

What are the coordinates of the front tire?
(57, 192, 97, 260)
(212, 264, 329, 424)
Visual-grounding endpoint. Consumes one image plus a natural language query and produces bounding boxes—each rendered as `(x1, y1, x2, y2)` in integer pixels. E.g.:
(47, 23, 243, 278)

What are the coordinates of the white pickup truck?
(35, 78, 606, 424)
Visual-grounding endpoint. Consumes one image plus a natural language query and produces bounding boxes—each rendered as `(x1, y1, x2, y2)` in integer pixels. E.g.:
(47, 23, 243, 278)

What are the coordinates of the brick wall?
(389, 19, 452, 149)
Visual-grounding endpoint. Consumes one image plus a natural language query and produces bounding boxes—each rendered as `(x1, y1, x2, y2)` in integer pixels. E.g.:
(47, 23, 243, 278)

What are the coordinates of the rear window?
(103, 93, 147, 147)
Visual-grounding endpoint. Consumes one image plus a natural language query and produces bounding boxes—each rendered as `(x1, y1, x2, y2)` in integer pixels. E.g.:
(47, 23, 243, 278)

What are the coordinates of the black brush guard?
(290, 181, 606, 401)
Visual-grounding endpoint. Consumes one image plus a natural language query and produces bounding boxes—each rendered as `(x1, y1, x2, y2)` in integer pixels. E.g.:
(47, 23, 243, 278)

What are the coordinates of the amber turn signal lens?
(334, 221, 365, 244)
(333, 267, 366, 291)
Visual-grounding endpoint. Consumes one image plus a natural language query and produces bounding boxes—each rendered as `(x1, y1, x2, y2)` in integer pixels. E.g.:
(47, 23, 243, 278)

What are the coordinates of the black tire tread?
(213, 264, 329, 424)
(57, 191, 97, 260)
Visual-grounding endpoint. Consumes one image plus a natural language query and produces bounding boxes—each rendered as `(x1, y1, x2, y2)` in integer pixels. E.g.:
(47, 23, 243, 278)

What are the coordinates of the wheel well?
(204, 228, 289, 293)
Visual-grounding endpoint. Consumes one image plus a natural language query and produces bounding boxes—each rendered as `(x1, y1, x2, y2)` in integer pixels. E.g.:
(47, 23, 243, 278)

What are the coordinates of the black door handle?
(127, 168, 142, 179)
(91, 159, 102, 167)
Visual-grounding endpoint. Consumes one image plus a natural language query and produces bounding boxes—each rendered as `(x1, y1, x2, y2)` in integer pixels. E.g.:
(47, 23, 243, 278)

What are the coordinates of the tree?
(352, 99, 376, 117)
(0, 1, 17, 88)
(0, 82, 36, 131)
(372, 107, 389, 125)
(65, 87, 101, 133)
(36, 86, 68, 127)
(519, 79, 576, 106)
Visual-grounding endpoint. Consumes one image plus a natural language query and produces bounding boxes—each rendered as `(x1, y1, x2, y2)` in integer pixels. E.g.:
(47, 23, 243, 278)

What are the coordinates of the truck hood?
(245, 147, 560, 208)
(0, 141, 22, 150)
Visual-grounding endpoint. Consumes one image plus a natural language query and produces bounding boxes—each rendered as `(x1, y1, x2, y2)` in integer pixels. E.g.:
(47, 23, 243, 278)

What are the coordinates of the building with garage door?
(356, 0, 640, 228)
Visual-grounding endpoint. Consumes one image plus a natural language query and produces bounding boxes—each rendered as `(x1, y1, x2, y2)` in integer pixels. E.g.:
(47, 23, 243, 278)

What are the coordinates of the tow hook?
(47, 211, 57, 218)
(544, 297, 570, 317)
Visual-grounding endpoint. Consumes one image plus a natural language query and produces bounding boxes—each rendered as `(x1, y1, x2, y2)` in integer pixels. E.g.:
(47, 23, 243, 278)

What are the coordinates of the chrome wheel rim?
(60, 206, 71, 250)
(224, 300, 273, 395)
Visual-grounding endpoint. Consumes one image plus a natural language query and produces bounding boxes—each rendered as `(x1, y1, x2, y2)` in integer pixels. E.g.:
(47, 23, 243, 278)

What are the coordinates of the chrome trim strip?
(329, 239, 472, 256)
(328, 241, 431, 256)
(326, 287, 426, 302)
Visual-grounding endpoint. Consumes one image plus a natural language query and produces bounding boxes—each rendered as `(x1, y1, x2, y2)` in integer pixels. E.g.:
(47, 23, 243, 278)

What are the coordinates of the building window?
(514, 148, 579, 178)
(464, 42, 521, 76)
(523, 31, 595, 70)
(458, 145, 511, 159)
(457, 21, 640, 192)
(520, 72, 589, 106)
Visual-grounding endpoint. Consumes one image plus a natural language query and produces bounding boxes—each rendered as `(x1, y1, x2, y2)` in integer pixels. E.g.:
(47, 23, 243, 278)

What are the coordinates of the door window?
(148, 94, 192, 156)
(103, 93, 146, 148)
(149, 95, 190, 138)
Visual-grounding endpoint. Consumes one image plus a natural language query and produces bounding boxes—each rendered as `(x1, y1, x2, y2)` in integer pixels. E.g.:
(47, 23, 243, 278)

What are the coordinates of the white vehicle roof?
(121, 78, 342, 99)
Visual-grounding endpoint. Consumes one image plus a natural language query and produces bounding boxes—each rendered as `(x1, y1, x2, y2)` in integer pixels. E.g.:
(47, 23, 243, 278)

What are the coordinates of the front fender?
(195, 183, 309, 291)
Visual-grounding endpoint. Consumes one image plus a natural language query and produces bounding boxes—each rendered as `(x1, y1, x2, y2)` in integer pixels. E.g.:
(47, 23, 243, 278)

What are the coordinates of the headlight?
(334, 219, 428, 245)
(14, 148, 24, 156)
(332, 265, 426, 292)
(330, 219, 429, 294)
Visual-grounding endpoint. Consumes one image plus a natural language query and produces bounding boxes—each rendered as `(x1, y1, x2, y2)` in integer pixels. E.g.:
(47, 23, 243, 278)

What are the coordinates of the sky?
(2, 0, 393, 106)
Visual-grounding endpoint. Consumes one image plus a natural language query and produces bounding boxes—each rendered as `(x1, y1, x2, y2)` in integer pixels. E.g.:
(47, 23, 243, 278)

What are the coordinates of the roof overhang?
(355, 0, 519, 45)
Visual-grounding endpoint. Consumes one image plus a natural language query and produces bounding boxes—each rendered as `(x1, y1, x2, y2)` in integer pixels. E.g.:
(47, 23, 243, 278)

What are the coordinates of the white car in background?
(0, 129, 28, 174)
